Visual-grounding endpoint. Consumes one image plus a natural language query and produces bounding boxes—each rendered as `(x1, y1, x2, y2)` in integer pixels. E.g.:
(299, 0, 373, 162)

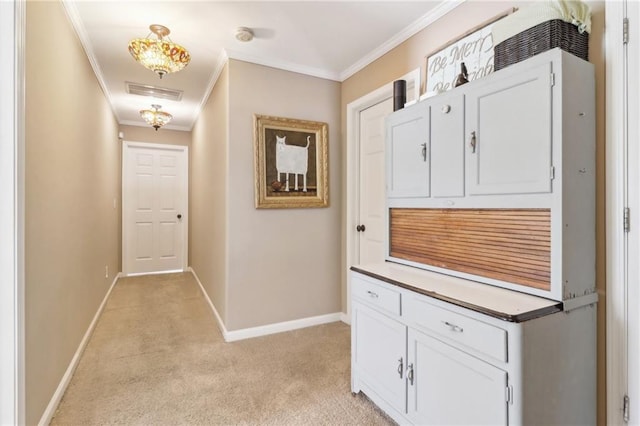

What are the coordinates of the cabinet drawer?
(404, 296, 507, 362)
(352, 275, 401, 316)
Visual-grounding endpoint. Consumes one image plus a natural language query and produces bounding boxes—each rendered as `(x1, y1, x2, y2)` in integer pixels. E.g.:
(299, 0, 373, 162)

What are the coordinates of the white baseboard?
(224, 312, 342, 342)
(341, 312, 350, 325)
(188, 267, 229, 339)
(121, 268, 184, 278)
(189, 267, 342, 342)
(38, 273, 120, 426)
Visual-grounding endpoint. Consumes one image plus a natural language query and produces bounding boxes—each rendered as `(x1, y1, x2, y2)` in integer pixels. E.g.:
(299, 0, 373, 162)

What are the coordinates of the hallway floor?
(51, 272, 392, 425)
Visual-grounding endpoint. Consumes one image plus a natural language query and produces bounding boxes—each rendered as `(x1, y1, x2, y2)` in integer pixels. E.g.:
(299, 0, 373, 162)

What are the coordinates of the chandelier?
(128, 25, 190, 79)
(140, 104, 172, 131)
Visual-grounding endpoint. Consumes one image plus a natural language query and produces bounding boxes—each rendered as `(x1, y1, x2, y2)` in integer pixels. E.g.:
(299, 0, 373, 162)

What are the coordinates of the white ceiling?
(64, 1, 460, 131)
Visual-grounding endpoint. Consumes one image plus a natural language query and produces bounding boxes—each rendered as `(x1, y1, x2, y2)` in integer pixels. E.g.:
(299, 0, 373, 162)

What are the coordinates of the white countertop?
(351, 262, 562, 321)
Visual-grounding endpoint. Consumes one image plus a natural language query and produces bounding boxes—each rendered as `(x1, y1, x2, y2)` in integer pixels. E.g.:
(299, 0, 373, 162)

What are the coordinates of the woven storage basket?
(494, 19, 589, 71)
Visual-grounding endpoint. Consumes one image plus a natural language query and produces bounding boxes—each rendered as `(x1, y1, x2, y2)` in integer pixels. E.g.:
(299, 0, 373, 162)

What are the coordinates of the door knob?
(356, 224, 366, 232)
(177, 214, 182, 219)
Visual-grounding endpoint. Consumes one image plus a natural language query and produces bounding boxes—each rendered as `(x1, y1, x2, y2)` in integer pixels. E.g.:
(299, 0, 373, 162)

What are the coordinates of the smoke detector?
(235, 27, 254, 42)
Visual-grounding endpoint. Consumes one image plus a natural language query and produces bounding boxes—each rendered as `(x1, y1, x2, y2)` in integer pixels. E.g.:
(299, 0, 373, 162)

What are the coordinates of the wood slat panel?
(390, 208, 551, 291)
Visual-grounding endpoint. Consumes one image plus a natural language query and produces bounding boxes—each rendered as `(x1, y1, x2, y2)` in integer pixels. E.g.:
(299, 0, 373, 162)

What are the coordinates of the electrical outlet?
(105, 265, 109, 279)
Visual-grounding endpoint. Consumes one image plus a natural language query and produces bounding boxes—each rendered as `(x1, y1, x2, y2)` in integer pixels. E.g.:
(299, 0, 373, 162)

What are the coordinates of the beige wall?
(192, 59, 342, 331)
(191, 64, 230, 322)
(119, 124, 191, 146)
(24, 2, 120, 424)
(340, 2, 606, 423)
(225, 60, 342, 330)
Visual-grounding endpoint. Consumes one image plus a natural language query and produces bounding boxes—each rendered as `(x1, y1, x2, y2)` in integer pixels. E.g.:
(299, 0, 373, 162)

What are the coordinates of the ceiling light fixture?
(235, 27, 254, 42)
(140, 104, 172, 131)
(128, 24, 191, 79)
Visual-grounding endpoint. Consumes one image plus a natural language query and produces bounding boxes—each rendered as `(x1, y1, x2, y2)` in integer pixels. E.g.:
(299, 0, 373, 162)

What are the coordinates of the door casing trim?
(344, 68, 420, 323)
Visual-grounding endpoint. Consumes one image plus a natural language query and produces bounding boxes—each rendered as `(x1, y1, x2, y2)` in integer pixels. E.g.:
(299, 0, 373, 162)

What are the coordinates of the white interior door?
(358, 98, 393, 265)
(123, 142, 188, 275)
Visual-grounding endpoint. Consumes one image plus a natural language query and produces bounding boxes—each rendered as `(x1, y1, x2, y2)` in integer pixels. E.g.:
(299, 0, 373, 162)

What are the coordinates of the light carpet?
(50, 272, 394, 425)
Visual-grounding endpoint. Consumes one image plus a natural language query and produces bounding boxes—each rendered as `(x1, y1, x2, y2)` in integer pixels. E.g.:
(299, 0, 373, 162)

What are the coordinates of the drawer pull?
(407, 363, 414, 385)
(397, 357, 403, 378)
(442, 321, 464, 333)
(366, 290, 379, 298)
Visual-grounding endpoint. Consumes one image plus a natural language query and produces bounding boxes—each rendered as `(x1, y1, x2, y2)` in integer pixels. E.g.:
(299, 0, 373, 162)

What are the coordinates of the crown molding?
(339, 0, 466, 81)
(61, 0, 121, 123)
(225, 48, 341, 82)
(189, 49, 229, 131)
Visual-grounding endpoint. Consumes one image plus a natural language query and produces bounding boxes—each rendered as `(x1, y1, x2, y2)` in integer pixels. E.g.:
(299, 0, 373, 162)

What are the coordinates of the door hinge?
(624, 207, 631, 233)
(623, 394, 630, 422)
(623, 18, 629, 44)
(550, 166, 556, 180)
(505, 385, 513, 405)
(550, 72, 556, 87)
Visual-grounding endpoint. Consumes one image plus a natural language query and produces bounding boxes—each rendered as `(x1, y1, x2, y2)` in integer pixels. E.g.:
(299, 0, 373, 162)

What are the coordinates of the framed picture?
(424, 8, 516, 94)
(254, 114, 329, 209)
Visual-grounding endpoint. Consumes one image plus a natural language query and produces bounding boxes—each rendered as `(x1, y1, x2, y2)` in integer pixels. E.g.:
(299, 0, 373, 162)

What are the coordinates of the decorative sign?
(424, 8, 516, 94)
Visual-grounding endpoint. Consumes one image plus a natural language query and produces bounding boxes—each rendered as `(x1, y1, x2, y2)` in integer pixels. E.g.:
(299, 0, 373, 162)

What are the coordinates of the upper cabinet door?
(430, 93, 465, 198)
(466, 62, 553, 195)
(386, 103, 430, 198)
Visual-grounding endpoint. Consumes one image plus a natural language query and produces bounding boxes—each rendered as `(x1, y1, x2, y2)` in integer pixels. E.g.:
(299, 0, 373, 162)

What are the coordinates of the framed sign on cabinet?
(253, 114, 329, 209)
(424, 8, 516, 95)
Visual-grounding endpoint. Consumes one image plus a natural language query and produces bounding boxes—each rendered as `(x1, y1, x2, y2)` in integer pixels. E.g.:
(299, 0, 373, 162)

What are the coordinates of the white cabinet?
(350, 265, 597, 426)
(386, 103, 430, 198)
(429, 92, 465, 198)
(386, 93, 465, 199)
(465, 61, 553, 195)
(352, 302, 406, 413)
(385, 47, 593, 204)
(384, 48, 596, 303)
(406, 329, 507, 425)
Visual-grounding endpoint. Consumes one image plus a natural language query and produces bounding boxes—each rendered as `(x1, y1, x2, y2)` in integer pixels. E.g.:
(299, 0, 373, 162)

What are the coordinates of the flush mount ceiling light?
(235, 27, 254, 42)
(140, 104, 172, 131)
(128, 24, 191, 79)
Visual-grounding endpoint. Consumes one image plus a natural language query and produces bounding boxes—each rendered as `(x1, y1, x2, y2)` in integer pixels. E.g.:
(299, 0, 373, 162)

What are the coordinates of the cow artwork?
(275, 135, 310, 192)
(254, 114, 328, 208)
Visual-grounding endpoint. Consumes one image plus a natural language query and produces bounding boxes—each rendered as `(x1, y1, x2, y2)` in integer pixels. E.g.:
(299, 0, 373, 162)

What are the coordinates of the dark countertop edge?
(350, 266, 563, 323)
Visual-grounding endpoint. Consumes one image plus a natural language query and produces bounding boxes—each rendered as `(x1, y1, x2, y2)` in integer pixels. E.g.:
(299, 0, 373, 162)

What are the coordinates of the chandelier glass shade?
(128, 25, 190, 78)
(140, 104, 172, 131)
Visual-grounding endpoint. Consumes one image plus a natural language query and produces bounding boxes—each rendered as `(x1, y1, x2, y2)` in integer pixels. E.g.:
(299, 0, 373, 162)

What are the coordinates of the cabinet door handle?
(366, 290, 378, 298)
(470, 131, 477, 153)
(442, 320, 464, 333)
(407, 363, 414, 385)
(421, 142, 427, 162)
(397, 357, 403, 378)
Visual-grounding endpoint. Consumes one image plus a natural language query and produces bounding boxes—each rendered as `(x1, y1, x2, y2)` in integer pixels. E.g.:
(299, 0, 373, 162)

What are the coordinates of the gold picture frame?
(254, 114, 329, 209)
